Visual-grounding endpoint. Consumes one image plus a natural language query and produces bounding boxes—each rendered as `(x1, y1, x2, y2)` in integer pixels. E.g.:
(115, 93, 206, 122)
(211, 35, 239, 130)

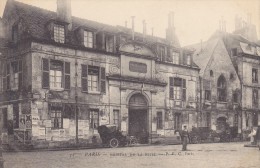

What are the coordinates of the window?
(50, 60, 63, 90)
(84, 31, 93, 48)
(252, 89, 258, 108)
(230, 73, 234, 80)
(234, 114, 238, 127)
(113, 110, 119, 127)
(231, 48, 237, 56)
(172, 52, 180, 64)
(42, 59, 70, 90)
(157, 112, 163, 129)
(81, 65, 106, 93)
(252, 68, 258, 83)
(105, 35, 114, 52)
(217, 75, 226, 102)
(169, 77, 186, 101)
(159, 46, 166, 61)
(6, 61, 22, 90)
(186, 55, 191, 65)
(13, 103, 19, 129)
(54, 24, 65, 43)
(12, 24, 18, 43)
(205, 90, 211, 101)
(49, 103, 62, 129)
(206, 113, 211, 128)
(210, 70, 213, 77)
(233, 92, 238, 103)
(90, 110, 99, 129)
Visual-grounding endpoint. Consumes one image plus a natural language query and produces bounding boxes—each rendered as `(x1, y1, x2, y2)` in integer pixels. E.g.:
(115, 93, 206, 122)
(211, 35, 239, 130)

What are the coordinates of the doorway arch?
(128, 93, 149, 143)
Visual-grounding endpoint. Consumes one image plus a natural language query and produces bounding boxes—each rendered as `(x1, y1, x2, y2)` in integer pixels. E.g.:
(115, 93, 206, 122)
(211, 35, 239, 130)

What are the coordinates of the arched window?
(210, 70, 213, 77)
(217, 75, 226, 102)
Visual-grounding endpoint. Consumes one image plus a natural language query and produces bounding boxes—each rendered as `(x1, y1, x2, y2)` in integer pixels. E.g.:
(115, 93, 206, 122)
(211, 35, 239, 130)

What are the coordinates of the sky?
(0, 0, 259, 46)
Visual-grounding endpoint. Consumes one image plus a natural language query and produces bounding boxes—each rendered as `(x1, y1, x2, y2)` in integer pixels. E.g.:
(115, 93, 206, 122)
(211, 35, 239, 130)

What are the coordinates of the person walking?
(181, 125, 190, 151)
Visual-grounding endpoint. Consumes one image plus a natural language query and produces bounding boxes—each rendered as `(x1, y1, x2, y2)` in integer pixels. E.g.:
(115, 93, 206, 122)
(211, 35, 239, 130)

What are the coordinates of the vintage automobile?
(98, 125, 138, 148)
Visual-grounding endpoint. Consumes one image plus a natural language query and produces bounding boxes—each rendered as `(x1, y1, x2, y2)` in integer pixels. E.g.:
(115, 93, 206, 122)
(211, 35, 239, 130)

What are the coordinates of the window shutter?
(100, 67, 106, 94)
(64, 62, 70, 90)
(169, 77, 174, 99)
(81, 64, 88, 92)
(167, 48, 173, 62)
(42, 58, 50, 89)
(18, 60, 23, 90)
(6, 63, 10, 90)
(2, 63, 6, 91)
(182, 79, 186, 101)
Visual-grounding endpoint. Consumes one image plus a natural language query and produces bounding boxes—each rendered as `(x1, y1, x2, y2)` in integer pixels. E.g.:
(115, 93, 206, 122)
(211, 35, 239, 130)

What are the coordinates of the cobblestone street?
(3, 142, 260, 168)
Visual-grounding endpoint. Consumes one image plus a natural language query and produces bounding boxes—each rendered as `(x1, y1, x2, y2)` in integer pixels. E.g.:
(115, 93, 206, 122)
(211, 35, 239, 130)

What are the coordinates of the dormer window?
(186, 55, 191, 65)
(54, 24, 65, 43)
(84, 30, 93, 48)
(105, 35, 114, 52)
(231, 48, 237, 56)
(159, 46, 166, 61)
(172, 51, 180, 64)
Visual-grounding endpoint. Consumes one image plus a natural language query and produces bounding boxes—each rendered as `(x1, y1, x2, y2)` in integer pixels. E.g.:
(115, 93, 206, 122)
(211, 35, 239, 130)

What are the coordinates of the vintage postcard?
(0, 0, 259, 167)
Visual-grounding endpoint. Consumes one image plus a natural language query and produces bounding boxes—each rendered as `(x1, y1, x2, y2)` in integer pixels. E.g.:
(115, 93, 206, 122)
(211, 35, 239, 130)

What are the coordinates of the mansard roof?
(5, 1, 175, 47)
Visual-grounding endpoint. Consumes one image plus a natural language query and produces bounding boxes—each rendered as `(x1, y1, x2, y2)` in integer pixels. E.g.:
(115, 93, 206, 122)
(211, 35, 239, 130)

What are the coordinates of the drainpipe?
(75, 52, 79, 145)
(199, 76, 202, 127)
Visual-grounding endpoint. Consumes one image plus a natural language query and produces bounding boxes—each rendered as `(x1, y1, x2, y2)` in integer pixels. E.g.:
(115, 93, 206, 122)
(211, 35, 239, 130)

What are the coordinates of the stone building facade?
(0, 0, 199, 147)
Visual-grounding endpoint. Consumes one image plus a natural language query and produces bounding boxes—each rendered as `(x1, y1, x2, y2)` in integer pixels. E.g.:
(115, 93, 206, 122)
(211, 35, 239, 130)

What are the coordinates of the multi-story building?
(0, 0, 199, 148)
(188, 18, 260, 136)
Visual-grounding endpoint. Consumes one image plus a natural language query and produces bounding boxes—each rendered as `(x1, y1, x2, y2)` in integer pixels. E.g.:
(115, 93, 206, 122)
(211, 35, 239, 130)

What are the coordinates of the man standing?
(181, 125, 190, 151)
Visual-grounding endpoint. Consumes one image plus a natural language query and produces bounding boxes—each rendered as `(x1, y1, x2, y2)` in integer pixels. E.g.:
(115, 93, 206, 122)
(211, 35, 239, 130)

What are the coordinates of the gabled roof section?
(186, 37, 220, 75)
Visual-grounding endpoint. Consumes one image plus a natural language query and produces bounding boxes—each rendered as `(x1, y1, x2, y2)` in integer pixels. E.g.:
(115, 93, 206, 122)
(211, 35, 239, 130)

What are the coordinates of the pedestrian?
(180, 125, 190, 151)
(248, 127, 257, 145)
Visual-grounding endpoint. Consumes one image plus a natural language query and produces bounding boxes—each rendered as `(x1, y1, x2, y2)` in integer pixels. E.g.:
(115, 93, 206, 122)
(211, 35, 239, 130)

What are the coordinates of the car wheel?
(109, 138, 119, 148)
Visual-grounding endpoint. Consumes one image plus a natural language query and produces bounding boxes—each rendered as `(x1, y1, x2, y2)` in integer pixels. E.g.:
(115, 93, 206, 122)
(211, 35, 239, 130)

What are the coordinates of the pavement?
(3, 142, 260, 168)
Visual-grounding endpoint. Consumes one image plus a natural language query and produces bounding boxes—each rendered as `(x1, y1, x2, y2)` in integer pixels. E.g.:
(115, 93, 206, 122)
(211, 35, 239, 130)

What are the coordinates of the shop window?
(217, 75, 226, 102)
(90, 110, 99, 129)
(54, 24, 65, 43)
(157, 112, 163, 129)
(234, 114, 238, 127)
(13, 103, 19, 129)
(252, 68, 258, 83)
(81, 64, 106, 93)
(84, 30, 93, 48)
(113, 110, 119, 128)
(49, 103, 62, 129)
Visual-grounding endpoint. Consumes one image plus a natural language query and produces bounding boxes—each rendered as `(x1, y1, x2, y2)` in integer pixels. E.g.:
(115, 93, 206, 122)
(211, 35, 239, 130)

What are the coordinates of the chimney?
(151, 27, 154, 37)
(131, 16, 135, 40)
(57, 0, 72, 30)
(168, 11, 174, 28)
(125, 21, 128, 28)
(166, 11, 180, 46)
(143, 20, 146, 41)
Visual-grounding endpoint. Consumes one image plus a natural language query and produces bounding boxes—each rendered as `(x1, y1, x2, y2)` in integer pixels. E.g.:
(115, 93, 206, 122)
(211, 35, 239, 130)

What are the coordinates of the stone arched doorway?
(128, 93, 148, 143)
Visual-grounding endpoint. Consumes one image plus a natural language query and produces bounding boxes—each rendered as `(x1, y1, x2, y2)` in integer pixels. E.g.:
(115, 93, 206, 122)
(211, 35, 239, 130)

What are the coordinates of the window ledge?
(88, 91, 101, 95)
(50, 88, 64, 92)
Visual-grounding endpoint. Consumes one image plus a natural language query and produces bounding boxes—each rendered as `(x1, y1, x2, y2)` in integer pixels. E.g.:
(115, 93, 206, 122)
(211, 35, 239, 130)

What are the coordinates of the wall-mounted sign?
(129, 61, 147, 73)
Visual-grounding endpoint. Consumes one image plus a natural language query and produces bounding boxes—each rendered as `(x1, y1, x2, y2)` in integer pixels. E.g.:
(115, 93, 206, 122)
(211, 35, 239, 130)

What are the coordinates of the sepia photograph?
(0, 0, 260, 167)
